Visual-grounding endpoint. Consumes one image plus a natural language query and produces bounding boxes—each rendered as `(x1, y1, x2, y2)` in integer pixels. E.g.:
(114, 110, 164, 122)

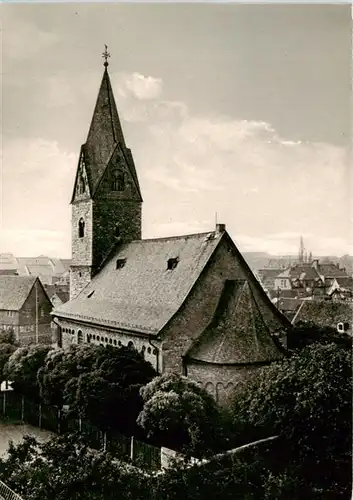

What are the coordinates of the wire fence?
(0, 391, 161, 471)
(0, 480, 24, 500)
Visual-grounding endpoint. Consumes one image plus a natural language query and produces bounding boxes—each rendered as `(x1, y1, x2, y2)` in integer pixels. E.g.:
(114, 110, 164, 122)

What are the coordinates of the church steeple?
(70, 49, 142, 299)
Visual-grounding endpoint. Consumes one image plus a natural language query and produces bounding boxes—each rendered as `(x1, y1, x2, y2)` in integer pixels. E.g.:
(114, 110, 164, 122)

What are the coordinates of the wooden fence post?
(57, 409, 61, 434)
(2, 392, 6, 416)
(38, 403, 42, 428)
(130, 435, 135, 462)
(78, 417, 82, 433)
(21, 396, 24, 422)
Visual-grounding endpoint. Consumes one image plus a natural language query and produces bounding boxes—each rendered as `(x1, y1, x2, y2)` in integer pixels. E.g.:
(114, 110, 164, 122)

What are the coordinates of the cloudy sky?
(1, 3, 351, 258)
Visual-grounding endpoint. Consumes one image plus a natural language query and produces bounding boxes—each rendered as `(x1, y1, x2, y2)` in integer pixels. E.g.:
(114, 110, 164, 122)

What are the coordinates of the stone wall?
(187, 362, 265, 407)
(71, 200, 93, 265)
(69, 266, 92, 300)
(160, 234, 286, 398)
(160, 237, 247, 374)
(56, 318, 161, 372)
(93, 199, 141, 267)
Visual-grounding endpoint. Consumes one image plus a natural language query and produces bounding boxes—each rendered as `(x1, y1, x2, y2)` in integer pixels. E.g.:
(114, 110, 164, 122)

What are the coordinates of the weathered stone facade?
(187, 362, 264, 406)
(57, 319, 161, 372)
(160, 233, 286, 375)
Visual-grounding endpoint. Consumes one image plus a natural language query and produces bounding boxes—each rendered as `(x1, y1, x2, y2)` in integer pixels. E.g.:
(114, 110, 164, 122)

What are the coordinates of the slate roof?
(333, 277, 353, 290)
(292, 299, 353, 328)
(317, 262, 349, 278)
(277, 298, 302, 312)
(54, 231, 223, 334)
(54, 291, 70, 303)
(186, 280, 285, 365)
(277, 265, 320, 281)
(0, 276, 37, 311)
(257, 269, 283, 289)
(73, 67, 142, 200)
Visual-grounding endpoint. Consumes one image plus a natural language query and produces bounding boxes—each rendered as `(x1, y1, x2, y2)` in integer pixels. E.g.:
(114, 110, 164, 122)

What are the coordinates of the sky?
(1, 3, 352, 258)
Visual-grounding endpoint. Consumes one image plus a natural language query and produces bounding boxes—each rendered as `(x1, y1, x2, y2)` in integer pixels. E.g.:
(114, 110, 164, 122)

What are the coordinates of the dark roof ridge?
(138, 231, 217, 244)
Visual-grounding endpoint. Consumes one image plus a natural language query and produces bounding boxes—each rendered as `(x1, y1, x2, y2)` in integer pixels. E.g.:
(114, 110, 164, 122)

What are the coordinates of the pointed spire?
(83, 49, 127, 193)
(298, 236, 305, 264)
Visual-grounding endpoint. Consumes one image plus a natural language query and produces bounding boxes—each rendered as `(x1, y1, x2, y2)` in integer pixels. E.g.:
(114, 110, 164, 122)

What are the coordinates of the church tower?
(70, 47, 143, 299)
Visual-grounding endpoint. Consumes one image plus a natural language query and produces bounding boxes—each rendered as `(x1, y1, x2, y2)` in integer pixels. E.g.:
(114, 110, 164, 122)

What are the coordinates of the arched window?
(127, 340, 134, 350)
(77, 330, 83, 344)
(78, 218, 85, 238)
(115, 224, 120, 238)
(111, 170, 125, 191)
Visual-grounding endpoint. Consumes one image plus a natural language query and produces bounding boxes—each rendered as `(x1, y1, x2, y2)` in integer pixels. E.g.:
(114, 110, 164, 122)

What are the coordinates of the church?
(52, 52, 290, 405)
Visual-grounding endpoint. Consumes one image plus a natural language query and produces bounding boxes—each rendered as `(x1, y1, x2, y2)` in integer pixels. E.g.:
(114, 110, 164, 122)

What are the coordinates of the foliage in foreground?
(231, 342, 352, 497)
(38, 343, 156, 434)
(0, 434, 149, 500)
(138, 372, 226, 455)
(4, 345, 53, 400)
(0, 433, 316, 500)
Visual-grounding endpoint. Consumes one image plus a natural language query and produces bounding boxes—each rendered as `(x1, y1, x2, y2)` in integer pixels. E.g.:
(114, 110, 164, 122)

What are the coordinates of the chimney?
(215, 223, 226, 234)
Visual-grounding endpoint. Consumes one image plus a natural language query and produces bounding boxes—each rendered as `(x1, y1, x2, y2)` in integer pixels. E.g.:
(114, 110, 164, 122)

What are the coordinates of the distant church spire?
(298, 236, 305, 264)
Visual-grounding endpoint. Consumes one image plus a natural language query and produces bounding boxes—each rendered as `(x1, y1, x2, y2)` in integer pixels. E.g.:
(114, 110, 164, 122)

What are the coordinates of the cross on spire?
(102, 44, 110, 67)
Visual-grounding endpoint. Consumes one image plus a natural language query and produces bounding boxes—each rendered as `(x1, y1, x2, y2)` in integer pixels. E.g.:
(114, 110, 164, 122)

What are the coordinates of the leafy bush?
(138, 373, 225, 456)
(0, 433, 150, 500)
(4, 345, 53, 400)
(38, 344, 156, 434)
(231, 343, 352, 496)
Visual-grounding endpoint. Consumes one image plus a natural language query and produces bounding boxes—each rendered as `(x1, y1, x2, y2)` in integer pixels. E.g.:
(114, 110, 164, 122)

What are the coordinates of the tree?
(38, 343, 156, 434)
(65, 345, 156, 433)
(37, 344, 99, 408)
(137, 373, 225, 456)
(0, 343, 16, 385)
(4, 344, 53, 400)
(0, 328, 17, 346)
(288, 321, 352, 350)
(231, 343, 352, 496)
(0, 433, 151, 500)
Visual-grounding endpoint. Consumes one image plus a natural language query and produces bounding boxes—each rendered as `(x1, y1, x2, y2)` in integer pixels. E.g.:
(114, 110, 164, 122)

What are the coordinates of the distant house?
(273, 258, 349, 299)
(0, 276, 53, 345)
(327, 277, 353, 301)
(44, 285, 70, 308)
(257, 268, 284, 292)
(0, 254, 72, 285)
(292, 299, 353, 336)
(274, 264, 324, 295)
(0, 253, 18, 276)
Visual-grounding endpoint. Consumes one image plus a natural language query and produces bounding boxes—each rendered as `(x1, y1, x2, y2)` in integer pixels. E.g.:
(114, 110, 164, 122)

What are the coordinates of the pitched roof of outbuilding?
(0, 276, 37, 311)
(277, 265, 320, 281)
(333, 277, 353, 289)
(186, 280, 286, 365)
(292, 299, 353, 328)
(317, 262, 349, 278)
(54, 231, 223, 334)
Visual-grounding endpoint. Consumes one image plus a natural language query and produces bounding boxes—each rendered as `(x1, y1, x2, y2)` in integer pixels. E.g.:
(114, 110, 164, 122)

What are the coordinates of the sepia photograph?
(0, 3, 351, 498)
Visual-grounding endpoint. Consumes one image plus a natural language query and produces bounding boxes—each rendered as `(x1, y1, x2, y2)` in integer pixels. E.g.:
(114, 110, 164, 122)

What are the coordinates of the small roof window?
(116, 258, 126, 270)
(167, 257, 179, 270)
